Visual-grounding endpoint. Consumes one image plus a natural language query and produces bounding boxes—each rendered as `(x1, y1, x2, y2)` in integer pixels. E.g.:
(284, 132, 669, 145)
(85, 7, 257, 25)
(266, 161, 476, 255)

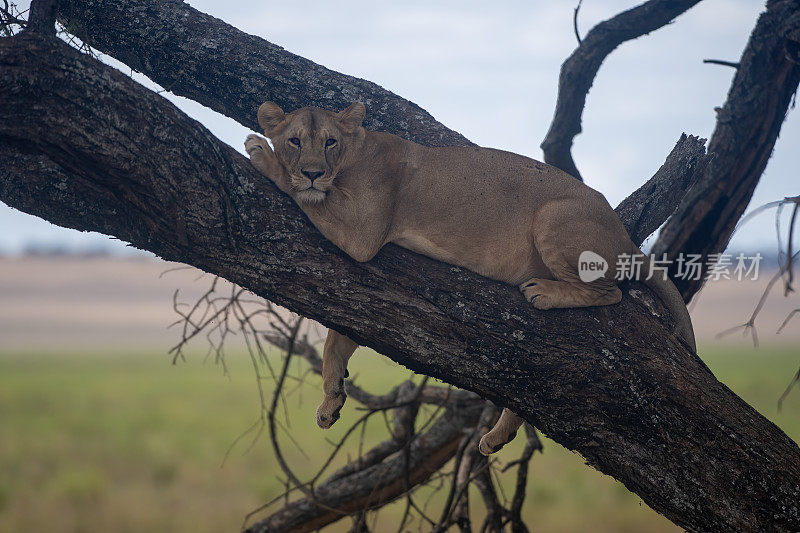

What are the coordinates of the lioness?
(245, 102, 695, 455)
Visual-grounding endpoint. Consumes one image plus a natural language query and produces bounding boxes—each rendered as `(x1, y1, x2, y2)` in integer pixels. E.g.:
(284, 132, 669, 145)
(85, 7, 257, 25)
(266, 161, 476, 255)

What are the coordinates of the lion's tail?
(640, 257, 696, 353)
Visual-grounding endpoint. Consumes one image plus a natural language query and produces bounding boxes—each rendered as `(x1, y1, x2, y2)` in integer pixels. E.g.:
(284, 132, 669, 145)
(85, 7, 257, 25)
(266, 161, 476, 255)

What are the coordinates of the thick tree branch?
(25, 0, 55, 34)
(615, 133, 710, 247)
(652, 0, 800, 300)
(541, 0, 702, 180)
(2, 34, 799, 532)
(54, 0, 471, 148)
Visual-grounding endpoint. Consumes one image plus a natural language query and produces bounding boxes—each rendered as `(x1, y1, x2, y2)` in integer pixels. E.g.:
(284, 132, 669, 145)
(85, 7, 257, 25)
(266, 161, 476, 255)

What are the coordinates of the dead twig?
(0, 1, 27, 36)
(168, 273, 493, 531)
(716, 197, 799, 353)
(778, 366, 800, 412)
(573, 0, 584, 45)
(703, 58, 740, 68)
(506, 424, 543, 533)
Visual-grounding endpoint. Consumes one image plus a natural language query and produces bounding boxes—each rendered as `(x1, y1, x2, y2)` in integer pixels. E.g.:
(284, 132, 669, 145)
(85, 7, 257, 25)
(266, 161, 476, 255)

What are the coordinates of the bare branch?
(716, 250, 799, 347)
(472, 465, 504, 533)
(507, 424, 542, 533)
(245, 401, 483, 532)
(541, 0, 702, 180)
(779, 365, 800, 412)
(703, 58, 740, 69)
(433, 404, 496, 533)
(702, 194, 799, 352)
(170, 279, 488, 530)
(573, 0, 584, 45)
(778, 309, 800, 335)
(786, 202, 798, 295)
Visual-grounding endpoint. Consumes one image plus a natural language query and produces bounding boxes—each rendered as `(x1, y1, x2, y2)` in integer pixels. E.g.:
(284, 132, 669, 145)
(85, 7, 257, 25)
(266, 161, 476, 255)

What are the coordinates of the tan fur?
(245, 102, 696, 456)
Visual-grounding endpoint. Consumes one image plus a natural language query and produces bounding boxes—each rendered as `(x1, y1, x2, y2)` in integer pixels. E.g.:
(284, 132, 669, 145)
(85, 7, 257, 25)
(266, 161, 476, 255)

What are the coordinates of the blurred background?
(1, 0, 799, 531)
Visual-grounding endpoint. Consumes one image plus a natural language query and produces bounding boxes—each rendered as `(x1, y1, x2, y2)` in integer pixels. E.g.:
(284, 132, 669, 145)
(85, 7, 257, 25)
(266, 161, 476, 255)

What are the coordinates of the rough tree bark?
(54, 0, 470, 148)
(2, 30, 799, 533)
(615, 133, 710, 246)
(652, 0, 800, 299)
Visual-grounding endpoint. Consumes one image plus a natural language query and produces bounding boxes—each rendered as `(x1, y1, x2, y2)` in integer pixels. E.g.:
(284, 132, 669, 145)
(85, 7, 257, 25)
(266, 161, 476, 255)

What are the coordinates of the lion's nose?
(301, 169, 325, 181)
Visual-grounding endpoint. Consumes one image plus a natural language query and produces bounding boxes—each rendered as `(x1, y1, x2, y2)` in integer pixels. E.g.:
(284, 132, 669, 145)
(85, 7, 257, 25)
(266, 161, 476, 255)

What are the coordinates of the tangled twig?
(165, 271, 540, 531)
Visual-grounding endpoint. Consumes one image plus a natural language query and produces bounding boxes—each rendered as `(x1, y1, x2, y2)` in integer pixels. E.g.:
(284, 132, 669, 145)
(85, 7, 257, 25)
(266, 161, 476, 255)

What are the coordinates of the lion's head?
(257, 101, 366, 205)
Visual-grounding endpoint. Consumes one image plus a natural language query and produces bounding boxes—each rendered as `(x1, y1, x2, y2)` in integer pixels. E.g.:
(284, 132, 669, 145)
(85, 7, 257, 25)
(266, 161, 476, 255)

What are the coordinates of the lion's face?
(257, 101, 366, 205)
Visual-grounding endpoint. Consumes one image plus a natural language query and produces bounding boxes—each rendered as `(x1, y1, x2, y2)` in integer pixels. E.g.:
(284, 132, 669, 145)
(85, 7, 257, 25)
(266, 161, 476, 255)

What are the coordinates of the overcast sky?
(2, 0, 796, 254)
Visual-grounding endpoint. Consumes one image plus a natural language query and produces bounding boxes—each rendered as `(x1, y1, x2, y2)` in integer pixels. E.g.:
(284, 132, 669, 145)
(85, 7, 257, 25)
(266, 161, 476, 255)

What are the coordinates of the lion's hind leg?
(479, 409, 524, 456)
(316, 330, 358, 429)
(522, 198, 623, 310)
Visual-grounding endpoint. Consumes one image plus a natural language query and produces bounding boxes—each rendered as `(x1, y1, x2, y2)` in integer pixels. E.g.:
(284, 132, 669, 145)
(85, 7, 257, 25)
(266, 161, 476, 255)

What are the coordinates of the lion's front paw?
(316, 392, 346, 429)
(244, 134, 267, 156)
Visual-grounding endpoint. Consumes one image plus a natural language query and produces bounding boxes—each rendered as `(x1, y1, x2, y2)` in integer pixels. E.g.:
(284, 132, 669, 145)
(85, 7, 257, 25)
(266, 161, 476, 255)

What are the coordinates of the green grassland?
(0, 345, 798, 532)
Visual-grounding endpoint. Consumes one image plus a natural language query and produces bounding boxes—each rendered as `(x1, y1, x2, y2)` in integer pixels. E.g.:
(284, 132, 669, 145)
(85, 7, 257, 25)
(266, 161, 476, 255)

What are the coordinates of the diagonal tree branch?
(2, 33, 799, 532)
(54, 0, 471, 148)
(541, 0, 703, 180)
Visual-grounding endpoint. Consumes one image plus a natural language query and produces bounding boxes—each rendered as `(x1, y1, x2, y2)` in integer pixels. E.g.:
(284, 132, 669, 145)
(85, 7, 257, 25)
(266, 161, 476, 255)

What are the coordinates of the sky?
(1, 0, 797, 254)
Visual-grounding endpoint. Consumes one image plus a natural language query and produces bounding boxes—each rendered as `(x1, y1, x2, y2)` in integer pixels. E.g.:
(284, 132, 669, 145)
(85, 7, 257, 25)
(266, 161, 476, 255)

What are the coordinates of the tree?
(1, 0, 799, 531)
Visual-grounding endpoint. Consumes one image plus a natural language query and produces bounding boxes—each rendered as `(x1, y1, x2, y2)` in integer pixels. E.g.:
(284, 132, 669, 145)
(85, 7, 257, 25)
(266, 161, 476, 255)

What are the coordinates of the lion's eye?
(325, 138, 337, 147)
(288, 137, 301, 147)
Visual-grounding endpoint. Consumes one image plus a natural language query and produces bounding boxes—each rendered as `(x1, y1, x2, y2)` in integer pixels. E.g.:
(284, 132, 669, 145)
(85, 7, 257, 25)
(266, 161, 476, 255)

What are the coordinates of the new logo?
(578, 250, 608, 282)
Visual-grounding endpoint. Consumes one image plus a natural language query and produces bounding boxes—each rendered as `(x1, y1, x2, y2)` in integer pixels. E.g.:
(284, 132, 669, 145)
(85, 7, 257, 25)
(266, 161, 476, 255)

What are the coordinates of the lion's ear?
(337, 102, 366, 133)
(257, 102, 285, 134)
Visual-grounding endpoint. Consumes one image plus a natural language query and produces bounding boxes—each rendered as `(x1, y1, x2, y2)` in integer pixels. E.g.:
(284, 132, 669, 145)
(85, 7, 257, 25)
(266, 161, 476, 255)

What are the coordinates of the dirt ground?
(1, 256, 798, 350)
